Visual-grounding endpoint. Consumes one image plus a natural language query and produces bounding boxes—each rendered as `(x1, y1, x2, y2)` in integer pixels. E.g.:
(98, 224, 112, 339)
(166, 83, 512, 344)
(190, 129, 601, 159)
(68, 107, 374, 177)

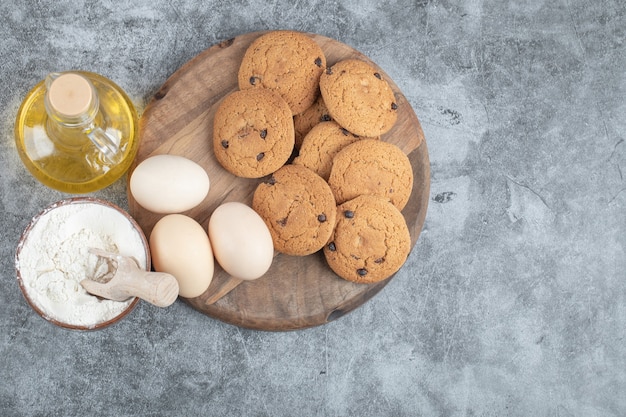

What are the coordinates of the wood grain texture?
(128, 31, 430, 331)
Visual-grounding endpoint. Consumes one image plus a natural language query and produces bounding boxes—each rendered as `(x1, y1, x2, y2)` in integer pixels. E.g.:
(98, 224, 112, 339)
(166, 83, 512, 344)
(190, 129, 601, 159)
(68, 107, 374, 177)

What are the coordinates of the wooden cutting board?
(128, 31, 430, 331)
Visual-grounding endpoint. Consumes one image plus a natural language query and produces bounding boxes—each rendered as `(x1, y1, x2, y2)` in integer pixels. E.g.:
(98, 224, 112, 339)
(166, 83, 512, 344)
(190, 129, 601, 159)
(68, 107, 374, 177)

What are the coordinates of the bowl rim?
(14, 196, 150, 331)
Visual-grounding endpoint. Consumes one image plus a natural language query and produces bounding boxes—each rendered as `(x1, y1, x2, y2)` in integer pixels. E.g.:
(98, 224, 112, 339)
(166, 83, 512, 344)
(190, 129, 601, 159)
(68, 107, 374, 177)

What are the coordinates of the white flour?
(16, 201, 147, 328)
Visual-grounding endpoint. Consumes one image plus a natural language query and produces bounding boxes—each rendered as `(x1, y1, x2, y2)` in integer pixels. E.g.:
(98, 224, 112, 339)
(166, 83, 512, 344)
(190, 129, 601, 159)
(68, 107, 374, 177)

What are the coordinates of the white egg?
(130, 154, 210, 214)
(208, 202, 274, 281)
(150, 214, 214, 298)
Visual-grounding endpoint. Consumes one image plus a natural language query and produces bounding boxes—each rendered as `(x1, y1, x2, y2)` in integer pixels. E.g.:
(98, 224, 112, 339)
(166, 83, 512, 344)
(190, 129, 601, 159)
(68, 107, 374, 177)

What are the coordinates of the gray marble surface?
(1, 1, 625, 416)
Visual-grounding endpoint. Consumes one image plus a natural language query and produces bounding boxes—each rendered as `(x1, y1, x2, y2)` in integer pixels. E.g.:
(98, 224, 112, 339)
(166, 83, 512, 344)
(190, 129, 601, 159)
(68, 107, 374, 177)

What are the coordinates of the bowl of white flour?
(15, 197, 150, 330)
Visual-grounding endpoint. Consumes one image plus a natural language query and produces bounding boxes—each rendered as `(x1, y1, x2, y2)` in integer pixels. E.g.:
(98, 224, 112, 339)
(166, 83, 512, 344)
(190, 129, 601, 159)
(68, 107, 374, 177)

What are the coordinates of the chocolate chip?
(320, 114, 331, 122)
(344, 210, 354, 219)
(374, 72, 381, 79)
(374, 258, 385, 264)
(256, 152, 265, 161)
(317, 213, 327, 222)
(249, 76, 258, 85)
(328, 242, 336, 251)
(221, 140, 229, 149)
(357, 268, 368, 276)
(326, 67, 333, 75)
(260, 129, 267, 139)
(315, 57, 322, 67)
(277, 217, 287, 227)
(391, 102, 398, 110)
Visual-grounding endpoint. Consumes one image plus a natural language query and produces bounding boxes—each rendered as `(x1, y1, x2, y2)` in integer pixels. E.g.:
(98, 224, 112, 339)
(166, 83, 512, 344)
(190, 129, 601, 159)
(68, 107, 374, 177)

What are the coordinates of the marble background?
(0, 0, 624, 416)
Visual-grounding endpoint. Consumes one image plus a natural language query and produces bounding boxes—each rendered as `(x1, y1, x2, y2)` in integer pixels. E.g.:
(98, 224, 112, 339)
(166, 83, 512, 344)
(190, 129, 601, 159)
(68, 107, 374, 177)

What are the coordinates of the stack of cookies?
(212, 30, 413, 284)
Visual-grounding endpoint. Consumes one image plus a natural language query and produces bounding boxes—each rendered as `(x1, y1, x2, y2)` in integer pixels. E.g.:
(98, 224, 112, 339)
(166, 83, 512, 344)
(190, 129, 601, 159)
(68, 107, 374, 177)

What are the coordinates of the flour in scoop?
(17, 202, 147, 327)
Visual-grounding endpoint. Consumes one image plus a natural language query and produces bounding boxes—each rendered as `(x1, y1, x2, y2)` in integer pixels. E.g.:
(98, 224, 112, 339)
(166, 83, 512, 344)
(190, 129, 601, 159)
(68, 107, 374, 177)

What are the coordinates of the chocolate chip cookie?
(213, 88, 294, 178)
(319, 59, 398, 137)
(252, 164, 337, 256)
(327, 139, 413, 210)
(323, 195, 411, 284)
(238, 30, 326, 115)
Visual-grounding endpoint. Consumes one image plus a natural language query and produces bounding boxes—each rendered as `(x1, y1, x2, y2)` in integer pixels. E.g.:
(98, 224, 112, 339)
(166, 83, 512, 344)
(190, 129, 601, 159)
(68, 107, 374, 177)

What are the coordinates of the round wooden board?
(128, 31, 430, 331)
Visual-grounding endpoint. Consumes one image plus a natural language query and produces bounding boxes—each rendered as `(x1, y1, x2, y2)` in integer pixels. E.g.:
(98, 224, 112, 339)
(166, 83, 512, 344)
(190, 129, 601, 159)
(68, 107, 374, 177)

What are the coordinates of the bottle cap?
(47, 73, 93, 118)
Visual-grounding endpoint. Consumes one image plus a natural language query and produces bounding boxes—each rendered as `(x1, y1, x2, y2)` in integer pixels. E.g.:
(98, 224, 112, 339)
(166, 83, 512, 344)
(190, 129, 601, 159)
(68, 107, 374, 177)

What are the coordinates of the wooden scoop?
(81, 248, 179, 307)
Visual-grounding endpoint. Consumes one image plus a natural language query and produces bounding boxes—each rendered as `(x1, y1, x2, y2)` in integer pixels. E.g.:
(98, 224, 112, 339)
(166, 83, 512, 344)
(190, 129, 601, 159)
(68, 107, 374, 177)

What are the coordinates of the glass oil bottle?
(14, 71, 139, 193)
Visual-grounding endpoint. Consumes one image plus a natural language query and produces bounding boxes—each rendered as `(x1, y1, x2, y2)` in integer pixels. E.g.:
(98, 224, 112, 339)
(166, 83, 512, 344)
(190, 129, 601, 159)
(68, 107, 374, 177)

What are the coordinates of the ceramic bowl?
(15, 197, 150, 330)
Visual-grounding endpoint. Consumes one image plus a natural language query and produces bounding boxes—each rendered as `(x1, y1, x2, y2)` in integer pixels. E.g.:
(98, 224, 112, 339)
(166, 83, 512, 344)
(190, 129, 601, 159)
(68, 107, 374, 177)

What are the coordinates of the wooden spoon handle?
(131, 270, 180, 307)
(203, 276, 243, 305)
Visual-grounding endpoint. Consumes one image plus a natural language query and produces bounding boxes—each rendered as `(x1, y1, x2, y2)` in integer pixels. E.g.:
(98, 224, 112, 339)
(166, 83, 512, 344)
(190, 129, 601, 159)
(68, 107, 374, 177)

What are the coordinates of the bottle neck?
(44, 73, 100, 129)
(43, 72, 121, 163)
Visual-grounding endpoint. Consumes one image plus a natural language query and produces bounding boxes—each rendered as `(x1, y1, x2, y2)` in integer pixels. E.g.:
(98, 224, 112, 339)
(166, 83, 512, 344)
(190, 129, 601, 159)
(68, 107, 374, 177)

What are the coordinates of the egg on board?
(208, 202, 274, 281)
(150, 214, 214, 298)
(130, 154, 210, 214)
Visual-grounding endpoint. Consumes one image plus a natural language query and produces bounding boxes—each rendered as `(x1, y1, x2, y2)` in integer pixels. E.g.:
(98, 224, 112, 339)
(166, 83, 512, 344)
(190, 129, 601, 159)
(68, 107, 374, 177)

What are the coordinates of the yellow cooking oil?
(14, 71, 139, 194)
